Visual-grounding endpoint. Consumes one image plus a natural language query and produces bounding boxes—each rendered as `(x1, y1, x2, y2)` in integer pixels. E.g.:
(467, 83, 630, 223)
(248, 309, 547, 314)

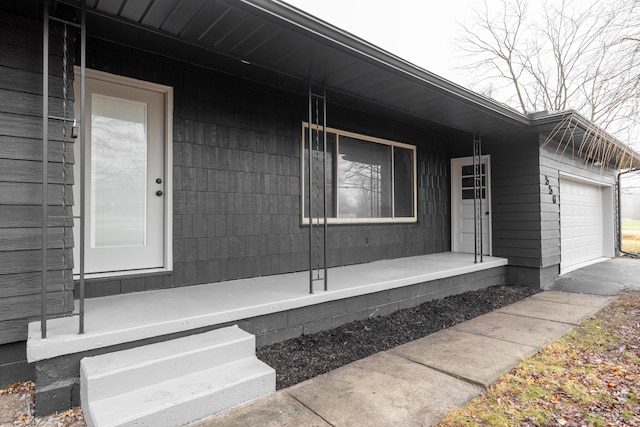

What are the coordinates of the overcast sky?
(283, 0, 480, 86)
(282, 1, 640, 156)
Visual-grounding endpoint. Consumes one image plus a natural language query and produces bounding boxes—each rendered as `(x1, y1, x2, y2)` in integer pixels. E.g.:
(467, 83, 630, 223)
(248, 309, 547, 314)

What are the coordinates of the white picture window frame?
(301, 123, 417, 224)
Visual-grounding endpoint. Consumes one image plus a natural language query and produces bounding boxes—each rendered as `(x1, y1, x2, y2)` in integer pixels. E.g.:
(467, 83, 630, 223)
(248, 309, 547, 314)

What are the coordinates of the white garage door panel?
(560, 178, 603, 272)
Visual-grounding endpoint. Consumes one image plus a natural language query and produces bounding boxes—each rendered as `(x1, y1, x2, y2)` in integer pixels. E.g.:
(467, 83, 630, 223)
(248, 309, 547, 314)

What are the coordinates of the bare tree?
(459, 0, 530, 113)
(458, 0, 640, 151)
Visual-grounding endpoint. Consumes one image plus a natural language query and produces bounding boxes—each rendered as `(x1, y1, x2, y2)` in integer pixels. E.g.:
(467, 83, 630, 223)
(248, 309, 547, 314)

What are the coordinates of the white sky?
(283, 0, 481, 87)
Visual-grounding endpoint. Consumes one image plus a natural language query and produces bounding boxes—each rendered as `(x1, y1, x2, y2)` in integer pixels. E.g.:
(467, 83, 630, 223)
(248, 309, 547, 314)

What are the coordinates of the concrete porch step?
(80, 326, 275, 427)
(86, 357, 274, 427)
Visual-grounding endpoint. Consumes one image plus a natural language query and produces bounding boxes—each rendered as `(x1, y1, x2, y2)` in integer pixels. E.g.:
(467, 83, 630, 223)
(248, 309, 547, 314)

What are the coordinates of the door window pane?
(338, 136, 391, 218)
(461, 164, 485, 176)
(461, 162, 487, 200)
(91, 94, 147, 247)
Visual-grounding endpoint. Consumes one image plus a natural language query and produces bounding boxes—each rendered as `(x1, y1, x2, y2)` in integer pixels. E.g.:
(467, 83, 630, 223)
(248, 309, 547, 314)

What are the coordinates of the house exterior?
(1, 0, 639, 414)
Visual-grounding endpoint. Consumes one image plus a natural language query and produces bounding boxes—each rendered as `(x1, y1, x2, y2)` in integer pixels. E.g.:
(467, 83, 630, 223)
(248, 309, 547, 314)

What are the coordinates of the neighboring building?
(1, 0, 639, 417)
(621, 178, 640, 220)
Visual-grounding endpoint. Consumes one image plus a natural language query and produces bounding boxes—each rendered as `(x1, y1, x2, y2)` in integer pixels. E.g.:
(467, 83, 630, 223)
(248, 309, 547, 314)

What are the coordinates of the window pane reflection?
(91, 94, 147, 248)
(338, 136, 391, 218)
(394, 146, 414, 217)
(303, 129, 335, 218)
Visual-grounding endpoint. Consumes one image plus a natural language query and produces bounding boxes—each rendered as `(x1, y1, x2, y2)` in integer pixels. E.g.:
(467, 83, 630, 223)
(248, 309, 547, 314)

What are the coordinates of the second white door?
(451, 156, 492, 255)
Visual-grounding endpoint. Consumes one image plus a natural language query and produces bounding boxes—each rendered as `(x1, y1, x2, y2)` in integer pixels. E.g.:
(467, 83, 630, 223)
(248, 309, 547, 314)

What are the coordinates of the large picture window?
(302, 123, 417, 223)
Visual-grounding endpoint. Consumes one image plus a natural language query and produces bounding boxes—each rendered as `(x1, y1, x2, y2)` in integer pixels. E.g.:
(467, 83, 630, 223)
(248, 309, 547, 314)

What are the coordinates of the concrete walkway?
(189, 290, 614, 427)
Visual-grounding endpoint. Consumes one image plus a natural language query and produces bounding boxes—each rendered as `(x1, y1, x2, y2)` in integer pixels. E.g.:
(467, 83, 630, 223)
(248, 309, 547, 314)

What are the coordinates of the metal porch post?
(307, 83, 328, 293)
(308, 84, 313, 294)
(473, 132, 483, 263)
(41, 0, 50, 339)
(78, 0, 87, 334)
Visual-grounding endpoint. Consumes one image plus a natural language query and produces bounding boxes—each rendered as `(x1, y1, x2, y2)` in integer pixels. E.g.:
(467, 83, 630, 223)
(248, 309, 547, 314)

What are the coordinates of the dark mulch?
(257, 284, 541, 389)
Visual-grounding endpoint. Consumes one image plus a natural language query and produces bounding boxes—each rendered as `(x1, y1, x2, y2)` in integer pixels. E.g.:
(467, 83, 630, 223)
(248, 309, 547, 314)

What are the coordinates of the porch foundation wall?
(251, 266, 507, 346)
(506, 264, 559, 289)
(33, 266, 506, 415)
(0, 341, 34, 388)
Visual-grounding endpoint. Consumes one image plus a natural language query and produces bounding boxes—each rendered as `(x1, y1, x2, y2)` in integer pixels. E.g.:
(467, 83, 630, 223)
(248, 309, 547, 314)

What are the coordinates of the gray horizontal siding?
(0, 66, 70, 98)
(0, 111, 68, 141)
(486, 136, 542, 268)
(0, 11, 74, 345)
(0, 272, 65, 299)
(0, 249, 72, 275)
(0, 292, 71, 322)
(0, 228, 68, 251)
(0, 319, 37, 349)
(0, 183, 69, 205)
(0, 159, 70, 183)
(0, 88, 69, 118)
(0, 206, 68, 228)
(539, 136, 617, 268)
(0, 135, 72, 162)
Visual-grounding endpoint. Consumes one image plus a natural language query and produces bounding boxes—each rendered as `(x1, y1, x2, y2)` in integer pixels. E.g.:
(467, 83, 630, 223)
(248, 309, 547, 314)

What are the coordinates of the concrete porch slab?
(285, 351, 482, 427)
(390, 329, 536, 387)
(27, 252, 507, 362)
(451, 311, 575, 347)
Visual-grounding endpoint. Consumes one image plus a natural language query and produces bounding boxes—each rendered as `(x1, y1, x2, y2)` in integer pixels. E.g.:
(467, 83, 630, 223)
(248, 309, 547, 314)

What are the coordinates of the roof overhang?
(14, 0, 640, 161)
(33, 0, 531, 140)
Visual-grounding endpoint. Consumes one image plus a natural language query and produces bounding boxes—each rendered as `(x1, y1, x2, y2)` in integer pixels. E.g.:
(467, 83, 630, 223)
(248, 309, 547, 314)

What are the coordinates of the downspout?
(618, 168, 639, 257)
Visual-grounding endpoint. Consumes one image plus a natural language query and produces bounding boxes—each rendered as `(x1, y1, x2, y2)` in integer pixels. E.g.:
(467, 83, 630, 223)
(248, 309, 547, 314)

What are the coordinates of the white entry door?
(451, 156, 492, 255)
(74, 71, 169, 274)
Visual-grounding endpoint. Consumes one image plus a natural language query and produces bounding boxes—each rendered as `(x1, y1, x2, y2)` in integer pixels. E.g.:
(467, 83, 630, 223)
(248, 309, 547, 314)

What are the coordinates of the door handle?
(156, 190, 163, 197)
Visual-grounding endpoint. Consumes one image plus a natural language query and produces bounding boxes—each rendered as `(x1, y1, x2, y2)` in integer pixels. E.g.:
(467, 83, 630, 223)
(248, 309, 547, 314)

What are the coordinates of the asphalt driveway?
(545, 257, 640, 295)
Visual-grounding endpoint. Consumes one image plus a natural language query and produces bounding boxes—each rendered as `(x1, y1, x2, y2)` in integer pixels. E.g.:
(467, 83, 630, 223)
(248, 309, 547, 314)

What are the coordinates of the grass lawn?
(621, 218, 640, 254)
(622, 234, 640, 254)
(437, 292, 640, 427)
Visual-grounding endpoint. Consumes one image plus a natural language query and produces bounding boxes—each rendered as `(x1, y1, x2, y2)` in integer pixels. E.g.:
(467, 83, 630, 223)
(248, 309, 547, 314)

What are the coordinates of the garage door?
(560, 177, 603, 273)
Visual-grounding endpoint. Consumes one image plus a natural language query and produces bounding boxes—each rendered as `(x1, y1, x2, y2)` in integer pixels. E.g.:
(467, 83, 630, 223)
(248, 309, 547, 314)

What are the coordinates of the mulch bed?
(257, 284, 540, 389)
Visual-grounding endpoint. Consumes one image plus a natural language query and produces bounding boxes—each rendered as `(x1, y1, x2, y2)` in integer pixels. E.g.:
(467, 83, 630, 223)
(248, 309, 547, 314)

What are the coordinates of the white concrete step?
(85, 357, 274, 427)
(81, 325, 255, 403)
(80, 326, 275, 427)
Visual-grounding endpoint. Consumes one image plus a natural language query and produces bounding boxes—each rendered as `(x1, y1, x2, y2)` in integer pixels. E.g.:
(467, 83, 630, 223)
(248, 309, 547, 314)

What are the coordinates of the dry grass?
(621, 218, 640, 254)
(437, 292, 640, 427)
(622, 233, 640, 254)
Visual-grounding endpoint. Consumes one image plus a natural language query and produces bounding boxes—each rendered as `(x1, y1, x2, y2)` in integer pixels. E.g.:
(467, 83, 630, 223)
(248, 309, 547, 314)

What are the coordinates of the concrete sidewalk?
(190, 291, 613, 427)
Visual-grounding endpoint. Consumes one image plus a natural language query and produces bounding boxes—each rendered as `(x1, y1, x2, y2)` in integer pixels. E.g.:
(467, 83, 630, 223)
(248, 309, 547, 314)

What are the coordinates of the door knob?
(156, 190, 163, 197)
(156, 178, 163, 184)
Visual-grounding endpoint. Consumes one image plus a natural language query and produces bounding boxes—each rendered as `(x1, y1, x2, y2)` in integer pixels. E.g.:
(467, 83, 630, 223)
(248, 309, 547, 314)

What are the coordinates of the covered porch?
(27, 252, 507, 363)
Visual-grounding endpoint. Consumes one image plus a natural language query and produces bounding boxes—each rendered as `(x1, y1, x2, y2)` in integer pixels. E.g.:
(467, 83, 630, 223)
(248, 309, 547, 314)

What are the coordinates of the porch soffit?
(54, 0, 534, 140)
